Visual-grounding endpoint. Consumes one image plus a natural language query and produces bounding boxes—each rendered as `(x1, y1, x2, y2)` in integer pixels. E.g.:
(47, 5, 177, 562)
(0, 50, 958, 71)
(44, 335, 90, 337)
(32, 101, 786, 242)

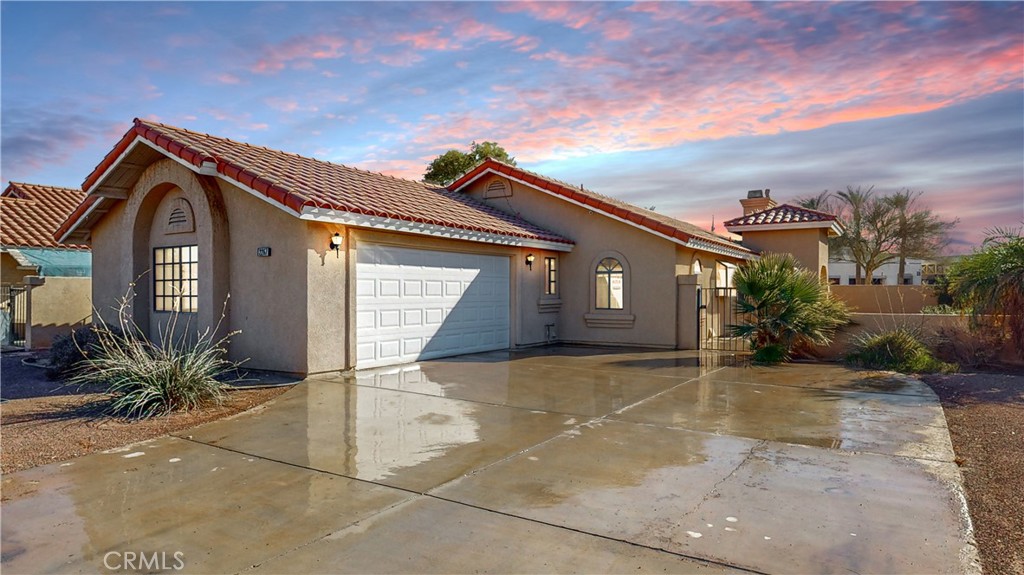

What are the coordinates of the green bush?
(68, 296, 242, 418)
(846, 328, 956, 374)
(729, 253, 851, 363)
(921, 304, 963, 315)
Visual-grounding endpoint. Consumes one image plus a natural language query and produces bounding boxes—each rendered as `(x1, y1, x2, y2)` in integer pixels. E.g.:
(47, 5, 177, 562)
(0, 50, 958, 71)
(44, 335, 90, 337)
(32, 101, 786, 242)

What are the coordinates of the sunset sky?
(2, 1, 1021, 251)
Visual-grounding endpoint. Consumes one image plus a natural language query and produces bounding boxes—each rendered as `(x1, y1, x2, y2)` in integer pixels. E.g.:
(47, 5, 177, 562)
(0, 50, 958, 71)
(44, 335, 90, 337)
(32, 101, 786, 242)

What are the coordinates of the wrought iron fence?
(699, 286, 748, 352)
(1, 285, 27, 347)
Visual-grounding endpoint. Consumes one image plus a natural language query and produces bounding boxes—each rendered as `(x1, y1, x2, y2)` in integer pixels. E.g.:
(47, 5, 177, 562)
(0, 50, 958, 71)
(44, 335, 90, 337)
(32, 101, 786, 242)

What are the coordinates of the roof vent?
(484, 178, 511, 199)
(165, 198, 195, 234)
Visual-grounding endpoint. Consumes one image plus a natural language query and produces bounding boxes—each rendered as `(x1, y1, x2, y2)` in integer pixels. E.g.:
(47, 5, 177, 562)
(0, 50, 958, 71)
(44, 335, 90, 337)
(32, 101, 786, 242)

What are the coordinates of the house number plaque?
(257, 247, 271, 257)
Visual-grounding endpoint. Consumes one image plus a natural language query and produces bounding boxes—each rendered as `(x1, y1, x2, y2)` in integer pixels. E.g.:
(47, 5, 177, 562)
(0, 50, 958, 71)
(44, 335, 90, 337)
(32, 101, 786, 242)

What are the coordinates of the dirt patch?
(923, 371, 1024, 575)
(1, 351, 293, 474)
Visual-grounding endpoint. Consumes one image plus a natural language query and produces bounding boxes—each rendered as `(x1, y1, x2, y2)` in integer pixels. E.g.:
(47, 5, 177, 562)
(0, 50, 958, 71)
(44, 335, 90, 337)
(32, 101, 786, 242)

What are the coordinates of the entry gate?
(698, 286, 748, 352)
(1, 285, 27, 347)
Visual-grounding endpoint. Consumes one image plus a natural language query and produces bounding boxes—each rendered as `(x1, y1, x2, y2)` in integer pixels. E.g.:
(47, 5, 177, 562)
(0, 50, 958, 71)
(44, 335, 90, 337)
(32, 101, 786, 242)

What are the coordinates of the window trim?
(544, 256, 558, 296)
(595, 257, 624, 310)
(153, 244, 199, 313)
(585, 251, 634, 328)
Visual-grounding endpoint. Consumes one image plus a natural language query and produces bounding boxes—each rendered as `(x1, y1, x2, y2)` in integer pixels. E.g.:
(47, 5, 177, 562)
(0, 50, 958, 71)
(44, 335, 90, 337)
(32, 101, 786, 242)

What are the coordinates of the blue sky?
(2, 1, 1022, 251)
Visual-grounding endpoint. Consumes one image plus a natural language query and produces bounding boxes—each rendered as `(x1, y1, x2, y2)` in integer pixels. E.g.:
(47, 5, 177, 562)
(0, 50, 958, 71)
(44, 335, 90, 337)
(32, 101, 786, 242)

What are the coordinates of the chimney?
(740, 188, 777, 216)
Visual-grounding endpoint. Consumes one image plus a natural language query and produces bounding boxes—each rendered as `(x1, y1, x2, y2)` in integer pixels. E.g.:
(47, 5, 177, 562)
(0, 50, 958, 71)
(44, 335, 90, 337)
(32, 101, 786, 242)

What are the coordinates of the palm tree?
(886, 190, 957, 284)
(835, 186, 874, 284)
(947, 227, 1024, 355)
(729, 253, 850, 363)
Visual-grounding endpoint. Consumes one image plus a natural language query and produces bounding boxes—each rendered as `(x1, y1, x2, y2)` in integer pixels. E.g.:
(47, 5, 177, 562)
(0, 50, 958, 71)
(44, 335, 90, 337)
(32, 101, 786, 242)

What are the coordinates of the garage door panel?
(356, 245, 510, 368)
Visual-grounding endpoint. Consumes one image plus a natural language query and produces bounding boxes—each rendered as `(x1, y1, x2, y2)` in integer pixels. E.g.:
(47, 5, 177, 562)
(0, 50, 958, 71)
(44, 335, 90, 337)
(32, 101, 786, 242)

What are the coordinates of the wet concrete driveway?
(2, 346, 978, 574)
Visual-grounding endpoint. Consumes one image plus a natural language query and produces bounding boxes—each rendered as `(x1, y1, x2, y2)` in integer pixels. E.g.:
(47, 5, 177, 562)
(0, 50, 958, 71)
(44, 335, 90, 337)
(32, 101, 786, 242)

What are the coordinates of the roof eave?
(299, 206, 574, 252)
(724, 220, 843, 236)
(451, 161, 752, 259)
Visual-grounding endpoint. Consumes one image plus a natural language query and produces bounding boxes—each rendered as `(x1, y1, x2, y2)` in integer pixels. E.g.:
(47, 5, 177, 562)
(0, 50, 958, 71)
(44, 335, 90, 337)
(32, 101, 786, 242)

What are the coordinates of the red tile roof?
(723, 204, 840, 228)
(2, 182, 88, 249)
(59, 119, 571, 246)
(448, 159, 753, 256)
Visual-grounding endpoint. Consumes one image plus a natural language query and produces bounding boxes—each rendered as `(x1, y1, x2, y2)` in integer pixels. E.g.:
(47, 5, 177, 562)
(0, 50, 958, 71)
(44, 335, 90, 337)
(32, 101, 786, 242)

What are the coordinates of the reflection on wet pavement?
(180, 381, 574, 492)
(611, 378, 953, 458)
(1, 346, 976, 575)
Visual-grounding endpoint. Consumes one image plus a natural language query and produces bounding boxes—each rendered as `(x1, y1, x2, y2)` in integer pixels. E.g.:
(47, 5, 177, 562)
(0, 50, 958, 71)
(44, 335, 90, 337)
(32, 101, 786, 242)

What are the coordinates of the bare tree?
(803, 186, 957, 284)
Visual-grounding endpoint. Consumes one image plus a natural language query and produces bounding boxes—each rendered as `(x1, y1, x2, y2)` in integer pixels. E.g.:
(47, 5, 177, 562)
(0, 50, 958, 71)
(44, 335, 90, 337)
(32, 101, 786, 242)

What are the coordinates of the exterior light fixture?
(330, 233, 343, 256)
(525, 253, 535, 270)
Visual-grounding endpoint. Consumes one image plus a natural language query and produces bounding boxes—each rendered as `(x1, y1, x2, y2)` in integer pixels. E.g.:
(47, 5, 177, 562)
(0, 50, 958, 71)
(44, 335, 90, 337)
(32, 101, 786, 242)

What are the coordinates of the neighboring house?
(1, 182, 92, 347)
(722, 190, 843, 281)
(828, 258, 925, 286)
(57, 119, 757, 374)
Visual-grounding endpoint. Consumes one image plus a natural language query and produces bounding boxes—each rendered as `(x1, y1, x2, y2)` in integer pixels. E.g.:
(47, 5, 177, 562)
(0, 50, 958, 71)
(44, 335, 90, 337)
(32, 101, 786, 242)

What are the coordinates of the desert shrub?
(47, 324, 124, 379)
(67, 295, 242, 419)
(846, 327, 956, 374)
(934, 323, 1002, 369)
(729, 253, 851, 363)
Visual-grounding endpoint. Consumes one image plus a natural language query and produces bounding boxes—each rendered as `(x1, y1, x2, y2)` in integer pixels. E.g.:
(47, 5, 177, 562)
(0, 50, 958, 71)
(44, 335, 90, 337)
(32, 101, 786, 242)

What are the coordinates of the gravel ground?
(1, 351, 292, 474)
(923, 371, 1024, 575)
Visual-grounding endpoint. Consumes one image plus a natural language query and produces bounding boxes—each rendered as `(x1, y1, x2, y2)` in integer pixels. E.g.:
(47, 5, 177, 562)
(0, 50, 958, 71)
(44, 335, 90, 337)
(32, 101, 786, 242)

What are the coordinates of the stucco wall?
(739, 228, 828, 273)
(465, 177, 683, 348)
(26, 277, 92, 348)
(1, 252, 37, 285)
(817, 313, 964, 360)
(831, 285, 938, 314)
(215, 180, 350, 374)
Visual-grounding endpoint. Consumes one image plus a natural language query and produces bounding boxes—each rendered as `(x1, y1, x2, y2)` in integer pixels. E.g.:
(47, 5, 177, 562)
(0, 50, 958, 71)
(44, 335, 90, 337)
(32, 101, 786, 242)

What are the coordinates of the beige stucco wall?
(830, 285, 938, 314)
(739, 228, 829, 273)
(817, 313, 963, 360)
(26, 277, 92, 348)
(465, 176, 703, 348)
(1, 252, 35, 285)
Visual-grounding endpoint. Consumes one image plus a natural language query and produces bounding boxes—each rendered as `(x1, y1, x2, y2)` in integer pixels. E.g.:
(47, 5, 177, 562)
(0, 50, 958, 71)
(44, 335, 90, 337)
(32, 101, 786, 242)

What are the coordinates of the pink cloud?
(215, 73, 242, 85)
(250, 34, 347, 74)
(499, 1, 601, 30)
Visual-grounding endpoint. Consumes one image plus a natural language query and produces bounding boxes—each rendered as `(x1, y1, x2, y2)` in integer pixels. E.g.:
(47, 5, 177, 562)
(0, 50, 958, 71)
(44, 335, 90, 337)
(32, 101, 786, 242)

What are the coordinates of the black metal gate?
(1, 285, 27, 347)
(699, 286, 747, 351)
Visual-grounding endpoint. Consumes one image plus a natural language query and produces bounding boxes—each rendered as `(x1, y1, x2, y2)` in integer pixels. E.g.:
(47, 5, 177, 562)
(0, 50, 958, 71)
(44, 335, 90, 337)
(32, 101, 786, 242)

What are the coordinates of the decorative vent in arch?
(165, 198, 195, 234)
(484, 178, 512, 199)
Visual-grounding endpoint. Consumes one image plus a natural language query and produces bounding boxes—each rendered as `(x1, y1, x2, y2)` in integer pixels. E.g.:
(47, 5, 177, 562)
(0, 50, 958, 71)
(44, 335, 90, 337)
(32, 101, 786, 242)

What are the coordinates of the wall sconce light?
(525, 253, 535, 270)
(329, 233, 343, 257)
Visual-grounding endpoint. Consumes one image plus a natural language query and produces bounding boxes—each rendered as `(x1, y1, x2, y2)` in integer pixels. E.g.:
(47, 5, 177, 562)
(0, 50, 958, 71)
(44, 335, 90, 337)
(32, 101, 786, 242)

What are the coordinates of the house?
(57, 119, 756, 374)
(722, 190, 843, 281)
(1, 182, 92, 347)
(828, 258, 925, 285)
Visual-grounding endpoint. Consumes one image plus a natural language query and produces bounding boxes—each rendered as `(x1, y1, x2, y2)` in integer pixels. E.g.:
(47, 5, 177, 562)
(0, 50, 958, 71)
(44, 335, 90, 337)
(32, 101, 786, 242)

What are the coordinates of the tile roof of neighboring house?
(723, 204, 840, 228)
(2, 182, 88, 249)
(448, 159, 754, 258)
(58, 119, 572, 247)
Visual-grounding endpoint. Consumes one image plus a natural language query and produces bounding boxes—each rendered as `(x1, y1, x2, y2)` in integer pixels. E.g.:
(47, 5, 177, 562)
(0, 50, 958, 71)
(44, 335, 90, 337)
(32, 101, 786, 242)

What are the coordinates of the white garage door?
(356, 244, 510, 369)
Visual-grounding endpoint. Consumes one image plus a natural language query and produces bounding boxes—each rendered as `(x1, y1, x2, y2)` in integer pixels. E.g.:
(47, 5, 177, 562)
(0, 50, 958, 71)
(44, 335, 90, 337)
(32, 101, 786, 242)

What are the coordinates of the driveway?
(1, 346, 978, 574)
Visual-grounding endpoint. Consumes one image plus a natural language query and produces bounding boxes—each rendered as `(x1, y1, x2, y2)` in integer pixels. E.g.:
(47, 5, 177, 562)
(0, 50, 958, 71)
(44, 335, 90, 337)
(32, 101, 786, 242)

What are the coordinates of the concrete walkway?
(1, 347, 979, 574)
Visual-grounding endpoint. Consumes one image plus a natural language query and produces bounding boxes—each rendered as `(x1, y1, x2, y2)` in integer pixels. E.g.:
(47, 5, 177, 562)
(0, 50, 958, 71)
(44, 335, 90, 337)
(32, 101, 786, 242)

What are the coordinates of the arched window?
(595, 257, 624, 310)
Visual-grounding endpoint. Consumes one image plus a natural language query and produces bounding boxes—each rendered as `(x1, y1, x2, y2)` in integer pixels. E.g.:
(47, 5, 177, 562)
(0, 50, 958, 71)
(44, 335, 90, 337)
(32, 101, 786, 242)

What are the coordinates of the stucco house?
(57, 119, 756, 374)
(722, 190, 842, 281)
(2, 182, 93, 347)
